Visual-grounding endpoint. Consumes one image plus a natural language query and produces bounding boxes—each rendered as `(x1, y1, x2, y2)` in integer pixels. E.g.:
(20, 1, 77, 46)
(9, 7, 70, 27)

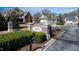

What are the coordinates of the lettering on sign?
(32, 26, 42, 32)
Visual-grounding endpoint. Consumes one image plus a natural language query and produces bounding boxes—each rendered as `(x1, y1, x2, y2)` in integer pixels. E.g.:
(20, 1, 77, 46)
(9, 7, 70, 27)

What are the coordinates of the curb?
(42, 38, 56, 51)
(36, 38, 56, 51)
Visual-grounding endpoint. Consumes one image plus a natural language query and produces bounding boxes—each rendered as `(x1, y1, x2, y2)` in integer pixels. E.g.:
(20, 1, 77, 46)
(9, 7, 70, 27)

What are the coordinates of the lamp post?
(29, 23, 35, 51)
(29, 38, 32, 51)
(29, 32, 35, 51)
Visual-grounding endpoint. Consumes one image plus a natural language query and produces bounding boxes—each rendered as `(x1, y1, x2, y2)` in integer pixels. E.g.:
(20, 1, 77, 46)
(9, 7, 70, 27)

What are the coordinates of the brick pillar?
(8, 22, 13, 32)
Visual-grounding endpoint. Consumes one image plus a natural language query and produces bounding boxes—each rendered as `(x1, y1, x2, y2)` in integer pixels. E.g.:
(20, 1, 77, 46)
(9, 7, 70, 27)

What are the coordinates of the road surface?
(46, 25, 79, 51)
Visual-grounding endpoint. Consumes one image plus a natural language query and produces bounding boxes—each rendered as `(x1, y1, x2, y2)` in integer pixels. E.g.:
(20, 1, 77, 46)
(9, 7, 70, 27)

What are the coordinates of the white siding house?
(65, 16, 78, 25)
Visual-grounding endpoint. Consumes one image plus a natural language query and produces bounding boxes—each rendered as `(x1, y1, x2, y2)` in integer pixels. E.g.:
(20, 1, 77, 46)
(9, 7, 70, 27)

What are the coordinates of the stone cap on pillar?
(27, 22, 34, 25)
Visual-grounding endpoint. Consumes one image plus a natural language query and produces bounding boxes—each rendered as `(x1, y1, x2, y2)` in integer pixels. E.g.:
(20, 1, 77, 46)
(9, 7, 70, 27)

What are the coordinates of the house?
(65, 16, 78, 25)
(39, 14, 58, 25)
(2, 7, 28, 23)
(39, 15, 50, 26)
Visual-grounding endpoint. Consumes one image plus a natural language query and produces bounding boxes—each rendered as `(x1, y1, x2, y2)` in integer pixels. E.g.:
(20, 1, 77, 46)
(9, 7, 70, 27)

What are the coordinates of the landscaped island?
(0, 30, 47, 51)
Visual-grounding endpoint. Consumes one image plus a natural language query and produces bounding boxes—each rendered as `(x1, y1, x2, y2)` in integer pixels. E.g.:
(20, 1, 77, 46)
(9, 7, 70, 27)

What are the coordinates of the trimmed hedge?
(0, 31, 33, 51)
(0, 30, 47, 50)
(35, 32, 47, 43)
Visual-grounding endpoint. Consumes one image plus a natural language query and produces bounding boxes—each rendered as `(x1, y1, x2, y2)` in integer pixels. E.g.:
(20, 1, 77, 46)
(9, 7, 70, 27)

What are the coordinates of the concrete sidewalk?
(0, 30, 8, 34)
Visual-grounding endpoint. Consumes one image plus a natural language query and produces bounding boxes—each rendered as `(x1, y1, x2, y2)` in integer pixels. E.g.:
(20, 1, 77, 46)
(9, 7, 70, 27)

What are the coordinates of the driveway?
(46, 25, 79, 51)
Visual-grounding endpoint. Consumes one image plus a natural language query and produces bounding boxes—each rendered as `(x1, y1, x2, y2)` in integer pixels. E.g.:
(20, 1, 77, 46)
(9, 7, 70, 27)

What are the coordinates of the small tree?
(42, 9, 52, 19)
(25, 12, 33, 23)
(58, 14, 64, 22)
(7, 10, 20, 29)
(34, 12, 41, 23)
(56, 14, 65, 25)
(0, 14, 7, 30)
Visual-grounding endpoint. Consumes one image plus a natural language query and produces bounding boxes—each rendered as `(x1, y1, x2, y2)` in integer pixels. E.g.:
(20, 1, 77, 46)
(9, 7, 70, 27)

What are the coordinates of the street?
(46, 25, 79, 51)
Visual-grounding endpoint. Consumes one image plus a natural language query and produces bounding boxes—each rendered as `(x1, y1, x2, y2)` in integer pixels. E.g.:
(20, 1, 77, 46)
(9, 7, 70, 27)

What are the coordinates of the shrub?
(0, 30, 47, 50)
(0, 14, 7, 31)
(56, 22, 64, 25)
(0, 31, 33, 51)
(35, 32, 47, 43)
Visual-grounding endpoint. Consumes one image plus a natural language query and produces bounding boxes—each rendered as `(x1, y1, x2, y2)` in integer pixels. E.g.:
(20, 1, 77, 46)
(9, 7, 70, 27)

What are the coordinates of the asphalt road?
(46, 25, 79, 51)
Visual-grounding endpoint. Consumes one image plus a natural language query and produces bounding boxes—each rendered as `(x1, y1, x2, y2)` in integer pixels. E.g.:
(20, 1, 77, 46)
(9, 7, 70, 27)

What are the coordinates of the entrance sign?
(32, 26, 42, 32)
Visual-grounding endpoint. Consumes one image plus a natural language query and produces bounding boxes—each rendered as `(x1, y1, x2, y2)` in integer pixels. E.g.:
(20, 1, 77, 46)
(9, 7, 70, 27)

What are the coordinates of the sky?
(0, 7, 78, 15)
(20, 7, 78, 15)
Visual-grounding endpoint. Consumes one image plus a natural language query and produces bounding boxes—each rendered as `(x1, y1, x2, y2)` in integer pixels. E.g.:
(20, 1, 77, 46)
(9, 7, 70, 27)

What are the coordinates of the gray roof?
(66, 16, 77, 22)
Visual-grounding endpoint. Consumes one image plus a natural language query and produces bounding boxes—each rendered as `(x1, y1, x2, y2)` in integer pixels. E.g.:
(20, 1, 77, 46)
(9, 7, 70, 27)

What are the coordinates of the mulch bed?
(18, 41, 47, 51)
(52, 29, 62, 38)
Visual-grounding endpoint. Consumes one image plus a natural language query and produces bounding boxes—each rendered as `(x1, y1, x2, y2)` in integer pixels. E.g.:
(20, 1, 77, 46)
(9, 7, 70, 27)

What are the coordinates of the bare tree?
(34, 12, 41, 23)
(42, 9, 52, 19)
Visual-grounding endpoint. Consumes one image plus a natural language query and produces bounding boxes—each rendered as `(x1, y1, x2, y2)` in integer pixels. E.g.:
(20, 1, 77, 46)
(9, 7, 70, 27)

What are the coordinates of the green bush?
(0, 31, 33, 51)
(56, 22, 64, 25)
(0, 30, 47, 50)
(0, 14, 7, 31)
(35, 32, 47, 43)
